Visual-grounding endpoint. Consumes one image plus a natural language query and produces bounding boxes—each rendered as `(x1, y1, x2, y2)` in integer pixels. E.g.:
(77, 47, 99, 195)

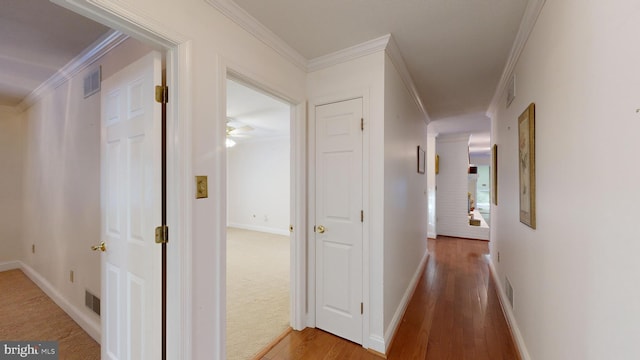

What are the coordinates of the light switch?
(196, 176, 208, 199)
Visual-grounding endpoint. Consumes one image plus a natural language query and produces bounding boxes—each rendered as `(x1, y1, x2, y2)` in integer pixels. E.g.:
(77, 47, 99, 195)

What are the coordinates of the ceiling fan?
(226, 118, 254, 147)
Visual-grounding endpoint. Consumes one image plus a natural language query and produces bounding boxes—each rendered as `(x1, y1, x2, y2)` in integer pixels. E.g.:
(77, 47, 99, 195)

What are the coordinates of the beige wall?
(0, 107, 25, 263)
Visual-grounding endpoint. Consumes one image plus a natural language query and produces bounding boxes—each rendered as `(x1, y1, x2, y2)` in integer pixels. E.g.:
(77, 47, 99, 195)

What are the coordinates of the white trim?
(381, 250, 429, 354)
(17, 261, 101, 343)
(384, 35, 431, 125)
(486, 0, 547, 117)
(307, 35, 390, 72)
(487, 256, 531, 360)
(204, 0, 307, 71)
(16, 29, 129, 112)
(50, 1, 193, 359)
(0, 261, 20, 272)
(227, 223, 290, 237)
(428, 232, 437, 239)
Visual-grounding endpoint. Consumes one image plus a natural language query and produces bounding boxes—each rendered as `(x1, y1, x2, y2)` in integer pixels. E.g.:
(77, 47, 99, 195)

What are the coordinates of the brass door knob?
(317, 225, 326, 234)
(91, 241, 106, 252)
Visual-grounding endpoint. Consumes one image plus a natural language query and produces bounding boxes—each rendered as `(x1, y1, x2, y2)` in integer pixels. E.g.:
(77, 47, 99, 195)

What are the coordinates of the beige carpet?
(0, 269, 100, 360)
(227, 227, 290, 360)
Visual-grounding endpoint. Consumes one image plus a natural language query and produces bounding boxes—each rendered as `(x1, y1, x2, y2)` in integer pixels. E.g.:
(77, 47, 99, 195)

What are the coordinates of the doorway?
(225, 77, 292, 359)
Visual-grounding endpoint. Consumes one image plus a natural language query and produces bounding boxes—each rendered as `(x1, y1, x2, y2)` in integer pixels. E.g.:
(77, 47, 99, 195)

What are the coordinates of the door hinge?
(361, 118, 364, 131)
(361, 302, 363, 314)
(361, 210, 364, 223)
(289, 225, 294, 233)
(313, 225, 316, 233)
(155, 225, 169, 244)
(155, 85, 168, 104)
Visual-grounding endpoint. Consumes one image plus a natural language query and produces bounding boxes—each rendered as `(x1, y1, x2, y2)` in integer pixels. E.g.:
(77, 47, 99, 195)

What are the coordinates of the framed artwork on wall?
(518, 103, 536, 228)
(417, 146, 425, 174)
(491, 144, 498, 205)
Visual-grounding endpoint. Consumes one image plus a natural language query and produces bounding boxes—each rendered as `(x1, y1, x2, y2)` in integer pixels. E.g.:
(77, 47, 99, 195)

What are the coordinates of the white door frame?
(219, 59, 307, 331)
(52, 1, 193, 358)
(307, 89, 371, 349)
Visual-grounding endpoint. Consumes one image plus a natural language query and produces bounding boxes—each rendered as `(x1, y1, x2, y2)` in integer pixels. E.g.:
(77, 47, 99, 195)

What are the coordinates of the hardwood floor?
(259, 237, 520, 360)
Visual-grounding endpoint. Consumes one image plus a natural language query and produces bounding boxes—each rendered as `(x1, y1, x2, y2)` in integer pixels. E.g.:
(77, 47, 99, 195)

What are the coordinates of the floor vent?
(83, 66, 101, 98)
(85, 290, 101, 316)
(505, 276, 514, 309)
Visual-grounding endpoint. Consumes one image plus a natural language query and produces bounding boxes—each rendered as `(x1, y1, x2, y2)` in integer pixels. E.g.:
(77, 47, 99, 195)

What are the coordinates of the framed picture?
(491, 144, 498, 205)
(417, 146, 425, 174)
(518, 103, 536, 228)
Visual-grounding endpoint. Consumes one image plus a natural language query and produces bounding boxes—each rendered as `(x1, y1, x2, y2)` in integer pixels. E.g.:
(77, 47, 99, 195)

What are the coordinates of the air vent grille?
(83, 66, 101, 98)
(85, 290, 101, 316)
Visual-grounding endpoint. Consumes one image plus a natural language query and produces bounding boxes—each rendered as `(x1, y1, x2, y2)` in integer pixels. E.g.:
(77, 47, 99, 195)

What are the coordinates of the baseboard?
(18, 261, 101, 343)
(228, 223, 290, 236)
(367, 334, 386, 355)
(428, 231, 437, 239)
(378, 249, 430, 354)
(0, 260, 21, 272)
(487, 257, 531, 360)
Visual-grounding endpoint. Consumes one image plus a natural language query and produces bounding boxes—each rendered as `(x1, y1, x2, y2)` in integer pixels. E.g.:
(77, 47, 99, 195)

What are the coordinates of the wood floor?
(259, 237, 520, 360)
(0, 269, 100, 360)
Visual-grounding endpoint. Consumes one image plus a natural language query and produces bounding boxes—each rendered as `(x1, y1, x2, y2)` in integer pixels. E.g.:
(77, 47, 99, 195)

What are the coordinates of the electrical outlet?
(70, 271, 74, 283)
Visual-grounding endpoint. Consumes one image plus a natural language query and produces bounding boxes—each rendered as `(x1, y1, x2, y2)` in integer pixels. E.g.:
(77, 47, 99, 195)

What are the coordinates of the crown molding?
(384, 35, 431, 125)
(17, 29, 129, 112)
(307, 34, 391, 72)
(204, 0, 307, 71)
(486, 0, 546, 117)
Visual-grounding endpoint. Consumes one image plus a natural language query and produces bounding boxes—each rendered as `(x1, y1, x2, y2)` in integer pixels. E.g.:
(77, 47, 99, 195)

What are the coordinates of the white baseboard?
(374, 249, 430, 354)
(0, 260, 21, 272)
(367, 334, 386, 355)
(228, 223, 290, 236)
(428, 231, 437, 239)
(17, 261, 101, 343)
(487, 256, 531, 360)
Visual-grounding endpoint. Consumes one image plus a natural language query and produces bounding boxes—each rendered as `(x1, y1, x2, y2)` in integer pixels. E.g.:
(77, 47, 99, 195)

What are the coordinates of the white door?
(315, 98, 363, 344)
(100, 51, 162, 360)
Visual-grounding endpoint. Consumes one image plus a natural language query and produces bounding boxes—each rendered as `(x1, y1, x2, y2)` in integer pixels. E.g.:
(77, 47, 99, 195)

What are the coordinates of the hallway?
(260, 237, 519, 360)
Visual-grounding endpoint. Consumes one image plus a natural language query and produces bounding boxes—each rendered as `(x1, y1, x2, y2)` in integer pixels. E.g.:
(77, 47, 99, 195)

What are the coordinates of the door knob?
(317, 225, 326, 234)
(91, 241, 106, 252)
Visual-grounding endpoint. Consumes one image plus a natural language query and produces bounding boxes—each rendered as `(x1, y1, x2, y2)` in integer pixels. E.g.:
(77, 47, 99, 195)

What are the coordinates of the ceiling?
(234, 0, 528, 121)
(0, 0, 109, 107)
(226, 79, 290, 144)
(3, 0, 528, 154)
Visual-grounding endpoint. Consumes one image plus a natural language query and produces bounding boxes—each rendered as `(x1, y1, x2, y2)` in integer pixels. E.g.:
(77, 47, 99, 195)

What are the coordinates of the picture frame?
(417, 146, 425, 174)
(518, 103, 536, 228)
(491, 144, 498, 205)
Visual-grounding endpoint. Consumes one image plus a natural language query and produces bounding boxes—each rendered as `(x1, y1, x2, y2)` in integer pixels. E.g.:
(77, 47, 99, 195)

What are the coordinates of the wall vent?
(85, 290, 101, 316)
(505, 276, 514, 309)
(83, 66, 101, 98)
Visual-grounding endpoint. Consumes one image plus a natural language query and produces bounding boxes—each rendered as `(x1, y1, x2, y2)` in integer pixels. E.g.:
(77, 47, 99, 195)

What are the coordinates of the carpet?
(226, 227, 290, 360)
(0, 269, 100, 360)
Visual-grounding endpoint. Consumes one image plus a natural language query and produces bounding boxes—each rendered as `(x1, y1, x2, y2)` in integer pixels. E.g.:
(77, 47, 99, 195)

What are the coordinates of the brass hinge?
(361, 118, 364, 131)
(155, 225, 169, 244)
(155, 85, 168, 104)
(361, 302, 363, 314)
(289, 225, 294, 233)
(361, 210, 364, 223)
(313, 225, 316, 233)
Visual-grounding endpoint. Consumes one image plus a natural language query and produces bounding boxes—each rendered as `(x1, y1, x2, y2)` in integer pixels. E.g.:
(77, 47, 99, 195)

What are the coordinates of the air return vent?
(83, 66, 101, 98)
(85, 290, 101, 316)
(505, 277, 514, 309)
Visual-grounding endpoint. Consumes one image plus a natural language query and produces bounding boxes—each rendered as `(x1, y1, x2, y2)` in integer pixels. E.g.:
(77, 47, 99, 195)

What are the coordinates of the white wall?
(0, 107, 25, 263)
(307, 51, 386, 351)
(19, 37, 152, 333)
(490, 1, 640, 359)
(227, 139, 290, 235)
(436, 134, 488, 240)
(382, 54, 428, 335)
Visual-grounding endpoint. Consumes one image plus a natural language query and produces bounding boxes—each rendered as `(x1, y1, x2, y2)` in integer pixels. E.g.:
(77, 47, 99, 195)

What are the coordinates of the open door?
(99, 51, 162, 360)
(315, 98, 364, 344)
